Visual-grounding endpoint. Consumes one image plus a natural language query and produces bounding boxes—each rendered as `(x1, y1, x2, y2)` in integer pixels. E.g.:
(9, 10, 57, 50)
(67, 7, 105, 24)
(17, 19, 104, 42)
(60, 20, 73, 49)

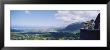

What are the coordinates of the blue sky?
(11, 10, 100, 27)
(11, 10, 66, 27)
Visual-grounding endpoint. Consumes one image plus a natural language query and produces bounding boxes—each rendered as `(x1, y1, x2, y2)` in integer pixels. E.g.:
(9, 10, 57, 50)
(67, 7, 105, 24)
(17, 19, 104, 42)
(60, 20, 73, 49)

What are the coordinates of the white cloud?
(55, 10, 100, 24)
(25, 10, 30, 14)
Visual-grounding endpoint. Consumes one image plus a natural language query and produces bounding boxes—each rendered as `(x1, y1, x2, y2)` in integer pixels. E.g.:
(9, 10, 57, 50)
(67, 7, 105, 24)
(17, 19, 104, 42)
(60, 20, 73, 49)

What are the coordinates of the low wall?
(80, 29, 100, 40)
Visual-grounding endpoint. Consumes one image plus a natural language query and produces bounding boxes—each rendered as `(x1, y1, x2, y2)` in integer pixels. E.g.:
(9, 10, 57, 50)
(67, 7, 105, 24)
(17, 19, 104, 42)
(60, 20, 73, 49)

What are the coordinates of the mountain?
(58, 22, 84, 32)
(11, 22, 84, 32)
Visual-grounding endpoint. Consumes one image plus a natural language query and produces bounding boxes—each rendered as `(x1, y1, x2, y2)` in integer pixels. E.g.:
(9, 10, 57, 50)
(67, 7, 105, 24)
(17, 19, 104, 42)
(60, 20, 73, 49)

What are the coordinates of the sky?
(11, 10, 100, 27)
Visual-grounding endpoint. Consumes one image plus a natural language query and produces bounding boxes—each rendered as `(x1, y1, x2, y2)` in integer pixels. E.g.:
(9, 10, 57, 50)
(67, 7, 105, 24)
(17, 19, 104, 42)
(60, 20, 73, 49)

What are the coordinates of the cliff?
(80, 13, 100, 40)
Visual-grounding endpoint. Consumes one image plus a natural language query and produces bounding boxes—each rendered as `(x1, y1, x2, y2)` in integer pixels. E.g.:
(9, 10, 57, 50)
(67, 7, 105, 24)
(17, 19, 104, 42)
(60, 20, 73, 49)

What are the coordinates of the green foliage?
(11, 32, 80, 40)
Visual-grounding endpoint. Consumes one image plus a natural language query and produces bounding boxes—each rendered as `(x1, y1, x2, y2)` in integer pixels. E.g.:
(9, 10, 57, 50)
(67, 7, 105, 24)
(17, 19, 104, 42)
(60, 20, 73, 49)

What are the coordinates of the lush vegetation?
(11, 31, 80, 40)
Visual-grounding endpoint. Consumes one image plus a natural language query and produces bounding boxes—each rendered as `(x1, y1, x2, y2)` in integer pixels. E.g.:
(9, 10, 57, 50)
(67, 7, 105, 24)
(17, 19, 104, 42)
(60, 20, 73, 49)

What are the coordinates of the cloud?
(55, 10, 100, 24)
(25, 10, 31, 14)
